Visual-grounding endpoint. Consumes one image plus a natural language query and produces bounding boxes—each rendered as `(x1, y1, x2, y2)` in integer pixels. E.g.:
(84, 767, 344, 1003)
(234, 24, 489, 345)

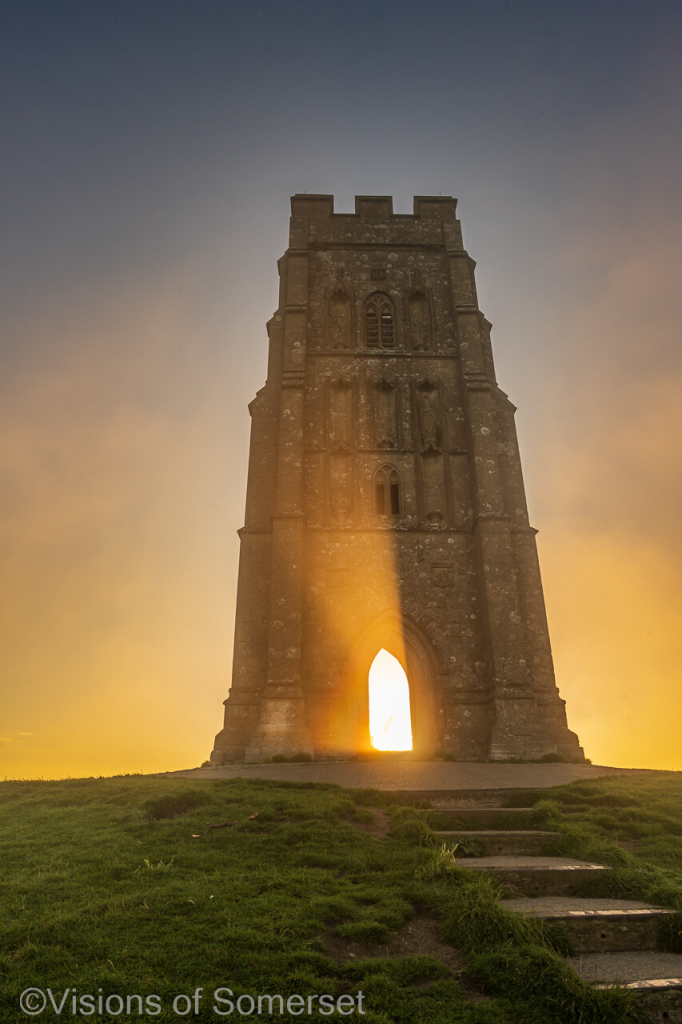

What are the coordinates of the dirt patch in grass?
(323, 914, 490, 1001)
(614, 838, 641, 854)
(348, 808, 392, 837)
(142, 789, 205, 820)
(323, 913, 462, 970)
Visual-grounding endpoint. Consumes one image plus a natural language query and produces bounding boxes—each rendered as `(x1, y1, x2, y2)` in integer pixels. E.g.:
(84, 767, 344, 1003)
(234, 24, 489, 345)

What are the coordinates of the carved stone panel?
(328, 380, 353, 449)
(420, 448, 447, 525)
(327, 289, 352, 350)
(329, 448, 353, 524)
(416, 381, 442, 450)
(372, 380, 398, 449)
(431, 563, 454, 588)
(409, 290, 431, 351)
(302, 452, 325, 528)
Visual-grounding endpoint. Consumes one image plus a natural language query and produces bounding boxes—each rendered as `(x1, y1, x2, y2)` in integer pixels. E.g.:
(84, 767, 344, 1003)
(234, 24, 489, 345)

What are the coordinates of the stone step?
(439, 829, 561, 856)
(572, 950, 682, 984)
(461, 855, 609, 896)
(500, 896, 676, 952)
(595, 973, 682, 1024)
(427, 807, 538, 830)
(423, 788, 536, 809)
(598, 977, 682, 990)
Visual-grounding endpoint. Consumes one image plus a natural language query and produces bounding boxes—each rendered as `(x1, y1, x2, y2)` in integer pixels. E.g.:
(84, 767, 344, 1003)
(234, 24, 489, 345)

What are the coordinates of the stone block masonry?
(210, 195, 584, 764)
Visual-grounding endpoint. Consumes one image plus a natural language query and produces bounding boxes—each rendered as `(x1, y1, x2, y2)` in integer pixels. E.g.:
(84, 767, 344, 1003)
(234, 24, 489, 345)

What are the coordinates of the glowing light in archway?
(368, 648, 413, 751)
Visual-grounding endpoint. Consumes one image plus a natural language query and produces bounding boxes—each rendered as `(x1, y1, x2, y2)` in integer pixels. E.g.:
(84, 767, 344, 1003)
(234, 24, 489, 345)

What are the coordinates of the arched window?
(365, 293, 395, 349)
(374, 466, 401, 517)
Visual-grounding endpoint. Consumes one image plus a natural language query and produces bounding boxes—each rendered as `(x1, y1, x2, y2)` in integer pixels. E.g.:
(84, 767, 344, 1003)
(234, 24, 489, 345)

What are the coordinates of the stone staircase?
(426, 790, 682, 1022)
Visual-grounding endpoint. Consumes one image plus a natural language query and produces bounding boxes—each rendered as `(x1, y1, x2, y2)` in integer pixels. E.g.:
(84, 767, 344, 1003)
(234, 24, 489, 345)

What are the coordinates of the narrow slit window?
(390, 479, 400, 515)
(375, 480, 386, 515)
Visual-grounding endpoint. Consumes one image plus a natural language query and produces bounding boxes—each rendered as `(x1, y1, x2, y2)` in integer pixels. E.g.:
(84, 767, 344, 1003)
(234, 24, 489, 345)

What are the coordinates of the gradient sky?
(1, 0, 681, 778)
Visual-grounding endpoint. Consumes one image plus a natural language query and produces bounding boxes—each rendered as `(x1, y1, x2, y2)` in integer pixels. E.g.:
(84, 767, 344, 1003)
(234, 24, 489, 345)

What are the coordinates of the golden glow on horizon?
(368, 649, 413, 752)
(1, 207, 682, 780)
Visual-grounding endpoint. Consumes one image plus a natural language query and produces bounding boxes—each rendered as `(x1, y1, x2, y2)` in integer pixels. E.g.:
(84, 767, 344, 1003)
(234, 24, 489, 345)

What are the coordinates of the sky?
(1, 0, 681, 778)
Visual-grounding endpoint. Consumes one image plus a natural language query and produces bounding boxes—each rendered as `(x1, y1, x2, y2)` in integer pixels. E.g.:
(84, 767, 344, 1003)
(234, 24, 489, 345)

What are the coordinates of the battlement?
(289, 194, 462, 249)
(290, 193, 458, 220)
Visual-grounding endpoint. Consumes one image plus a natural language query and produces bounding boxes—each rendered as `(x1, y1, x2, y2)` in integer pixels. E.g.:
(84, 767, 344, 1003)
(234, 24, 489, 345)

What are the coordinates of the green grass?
(519, 774, 682, 949)
(0, 775, 656, 1023)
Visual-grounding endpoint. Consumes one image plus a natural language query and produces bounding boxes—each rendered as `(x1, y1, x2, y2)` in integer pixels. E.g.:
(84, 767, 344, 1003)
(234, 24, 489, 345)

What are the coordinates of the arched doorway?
(345, 611, 440, 757)
(368, 649, 413, 751)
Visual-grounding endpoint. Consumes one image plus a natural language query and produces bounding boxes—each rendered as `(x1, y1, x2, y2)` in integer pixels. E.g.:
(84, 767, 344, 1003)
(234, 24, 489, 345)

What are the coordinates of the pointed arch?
(374, 464, 402, 518)
(344, 610, 441, 756)
(365, 292, 395, 349)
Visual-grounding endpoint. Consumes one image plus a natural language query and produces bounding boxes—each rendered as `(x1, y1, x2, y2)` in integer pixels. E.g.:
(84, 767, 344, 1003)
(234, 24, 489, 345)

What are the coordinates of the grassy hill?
(2, 772, 682, 1022)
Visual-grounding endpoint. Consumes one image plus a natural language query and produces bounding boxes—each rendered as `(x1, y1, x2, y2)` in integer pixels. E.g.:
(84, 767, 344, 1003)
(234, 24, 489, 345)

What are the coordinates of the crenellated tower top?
(288, 194, 464, 251)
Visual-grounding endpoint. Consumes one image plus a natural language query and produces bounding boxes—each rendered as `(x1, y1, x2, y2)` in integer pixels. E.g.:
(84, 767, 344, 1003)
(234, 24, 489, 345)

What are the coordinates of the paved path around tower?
(161, 760, 668, 792)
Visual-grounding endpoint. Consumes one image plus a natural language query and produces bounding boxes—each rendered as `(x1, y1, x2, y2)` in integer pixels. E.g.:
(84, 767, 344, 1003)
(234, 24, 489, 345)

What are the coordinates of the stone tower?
(211, 195, 583, 763)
